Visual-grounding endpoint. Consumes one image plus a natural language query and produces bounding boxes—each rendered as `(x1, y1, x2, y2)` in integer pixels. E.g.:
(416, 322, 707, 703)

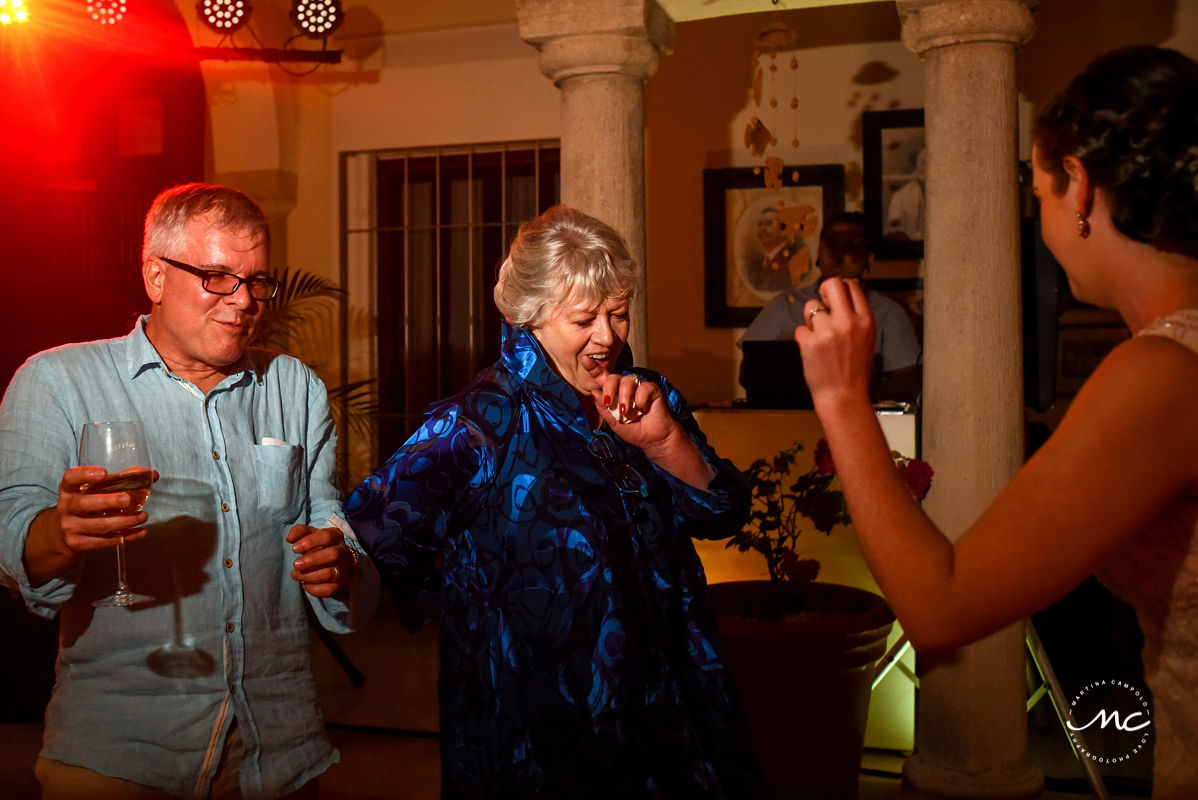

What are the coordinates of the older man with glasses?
(0, 182, 378, 799)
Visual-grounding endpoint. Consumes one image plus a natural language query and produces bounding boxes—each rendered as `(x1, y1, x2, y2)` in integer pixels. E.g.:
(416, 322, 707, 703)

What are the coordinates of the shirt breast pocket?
(252, 442, 306, 521)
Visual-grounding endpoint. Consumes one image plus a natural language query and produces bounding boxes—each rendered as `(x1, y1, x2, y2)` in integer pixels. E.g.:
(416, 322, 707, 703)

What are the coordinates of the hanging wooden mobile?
(746, 21, 801, 187)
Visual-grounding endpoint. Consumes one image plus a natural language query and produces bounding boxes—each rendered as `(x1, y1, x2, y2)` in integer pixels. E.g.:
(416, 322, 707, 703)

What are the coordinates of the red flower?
(899, 458, 934, 500)
(813, 438, 836, 475)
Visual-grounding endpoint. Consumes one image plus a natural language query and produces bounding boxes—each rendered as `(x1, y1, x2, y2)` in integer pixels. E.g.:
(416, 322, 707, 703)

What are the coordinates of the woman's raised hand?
(590, 371, 716, 491)
(793, 277, 877, 408)
(590, 371, 679, 449)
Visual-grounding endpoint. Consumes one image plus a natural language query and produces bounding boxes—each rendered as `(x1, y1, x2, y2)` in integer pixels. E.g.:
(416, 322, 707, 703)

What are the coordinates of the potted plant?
(710, 439, 932, 799)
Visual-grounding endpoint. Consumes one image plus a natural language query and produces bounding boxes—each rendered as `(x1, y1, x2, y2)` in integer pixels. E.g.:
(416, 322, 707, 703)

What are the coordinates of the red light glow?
(3, 0, 205, 177)
(1, 0, 206, 395)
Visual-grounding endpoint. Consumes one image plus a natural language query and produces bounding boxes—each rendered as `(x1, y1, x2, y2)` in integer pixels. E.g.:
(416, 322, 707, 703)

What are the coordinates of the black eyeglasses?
(587, 429, 649, 498)
(157, 255, 279, 301)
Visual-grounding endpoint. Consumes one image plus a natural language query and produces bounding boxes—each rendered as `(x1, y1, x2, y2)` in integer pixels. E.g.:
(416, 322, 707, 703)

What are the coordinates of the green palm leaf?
(252, 267, 344, 351)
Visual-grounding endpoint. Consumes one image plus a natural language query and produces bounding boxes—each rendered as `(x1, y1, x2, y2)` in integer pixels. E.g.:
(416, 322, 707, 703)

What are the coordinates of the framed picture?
(703, 163, 845, 327)
(863, 108, 925, 261)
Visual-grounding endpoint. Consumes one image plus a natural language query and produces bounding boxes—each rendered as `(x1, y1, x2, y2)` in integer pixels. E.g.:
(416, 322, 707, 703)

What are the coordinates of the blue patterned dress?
(346, 324, 766, 799)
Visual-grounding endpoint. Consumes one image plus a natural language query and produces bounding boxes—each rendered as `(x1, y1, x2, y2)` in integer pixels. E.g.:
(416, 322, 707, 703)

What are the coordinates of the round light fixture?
(197, 0, 252, 34)
(290, 0, 343, 40)
(0, 0, 29, 25)
(89, 0, 126, 25)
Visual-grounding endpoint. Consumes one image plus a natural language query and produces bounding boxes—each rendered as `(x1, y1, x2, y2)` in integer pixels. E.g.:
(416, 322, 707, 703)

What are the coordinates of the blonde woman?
(349, 206, 766, 799)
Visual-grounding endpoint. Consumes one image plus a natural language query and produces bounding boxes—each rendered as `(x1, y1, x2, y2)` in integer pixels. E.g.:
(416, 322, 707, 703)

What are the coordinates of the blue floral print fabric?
(346, 323, 766, 799)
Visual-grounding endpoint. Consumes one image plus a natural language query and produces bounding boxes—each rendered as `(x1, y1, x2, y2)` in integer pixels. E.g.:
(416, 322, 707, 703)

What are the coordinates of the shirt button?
(226, 622, 235, 633)
(223, 558, 233, 569)
(212, 451, 220, 460)
(221, 503, 230, 512)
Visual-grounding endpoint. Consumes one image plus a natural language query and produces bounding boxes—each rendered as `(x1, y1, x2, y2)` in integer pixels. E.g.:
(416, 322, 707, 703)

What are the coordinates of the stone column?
(894, 1, 1041, 797)
(516, 0, 674, 365)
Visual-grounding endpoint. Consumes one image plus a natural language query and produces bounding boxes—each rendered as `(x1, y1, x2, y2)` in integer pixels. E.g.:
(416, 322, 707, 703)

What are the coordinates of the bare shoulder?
(1087, 333, 1198, 400)
(1061, 333, 1198, 480)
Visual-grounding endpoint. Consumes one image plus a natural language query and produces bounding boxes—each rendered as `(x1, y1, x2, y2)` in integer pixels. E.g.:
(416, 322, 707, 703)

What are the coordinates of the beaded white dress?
(1095, 309, 1198, 799)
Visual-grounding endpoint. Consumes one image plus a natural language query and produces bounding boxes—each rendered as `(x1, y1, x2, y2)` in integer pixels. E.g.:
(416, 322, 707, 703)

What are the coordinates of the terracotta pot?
(710, 580, 895, 800)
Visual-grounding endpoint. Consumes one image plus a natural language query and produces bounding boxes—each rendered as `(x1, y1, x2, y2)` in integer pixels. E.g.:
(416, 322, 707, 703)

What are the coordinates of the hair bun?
(1034, 46, 1198, 258)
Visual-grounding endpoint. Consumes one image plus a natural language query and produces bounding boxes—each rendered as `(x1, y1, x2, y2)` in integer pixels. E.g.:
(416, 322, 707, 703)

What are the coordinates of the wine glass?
(79, 421, 155, 607)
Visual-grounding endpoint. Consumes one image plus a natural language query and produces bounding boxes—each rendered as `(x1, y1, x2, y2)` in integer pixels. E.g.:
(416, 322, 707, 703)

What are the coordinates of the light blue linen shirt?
(0, 317, 378, 799)
(739, 284, 922, 372)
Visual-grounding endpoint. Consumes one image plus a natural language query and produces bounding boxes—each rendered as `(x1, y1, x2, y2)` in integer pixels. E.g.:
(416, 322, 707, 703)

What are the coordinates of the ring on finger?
(807, 304, 828, 329)
(331, 566, 340, 581)
(629, 373, 643, 413)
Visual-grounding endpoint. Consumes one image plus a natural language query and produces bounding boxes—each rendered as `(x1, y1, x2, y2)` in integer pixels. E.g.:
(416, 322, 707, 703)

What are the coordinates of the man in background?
(740, 211, 922, 404)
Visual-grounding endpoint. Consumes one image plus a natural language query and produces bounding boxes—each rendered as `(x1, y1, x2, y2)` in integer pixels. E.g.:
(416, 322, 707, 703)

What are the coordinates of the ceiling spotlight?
(290, 0, 343, 40)
(89, 0, 126, 25)
(197, 0, 252, 34)
(0, 0, 29, 25)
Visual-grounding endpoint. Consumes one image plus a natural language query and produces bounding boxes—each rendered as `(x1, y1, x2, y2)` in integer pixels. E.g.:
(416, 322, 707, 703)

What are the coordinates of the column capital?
(517, 0, 674, 83)
(896, 0, 1035, 55)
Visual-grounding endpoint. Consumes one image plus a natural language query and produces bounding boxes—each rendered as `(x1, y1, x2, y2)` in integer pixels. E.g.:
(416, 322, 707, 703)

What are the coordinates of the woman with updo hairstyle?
(794, 45, 1198, 796)
(348, 206, 766, 798)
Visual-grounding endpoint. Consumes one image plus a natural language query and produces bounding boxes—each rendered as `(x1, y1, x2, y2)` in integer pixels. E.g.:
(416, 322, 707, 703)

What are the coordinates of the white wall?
(194, 19, 558, 285)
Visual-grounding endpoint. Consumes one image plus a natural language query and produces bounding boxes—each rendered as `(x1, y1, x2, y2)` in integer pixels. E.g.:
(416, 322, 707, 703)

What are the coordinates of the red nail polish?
(619, 403, 626, 415)
(604, 395, 611, 406)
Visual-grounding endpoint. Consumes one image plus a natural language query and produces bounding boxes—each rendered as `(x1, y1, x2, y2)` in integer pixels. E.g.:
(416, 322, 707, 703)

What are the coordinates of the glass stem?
(115, 536, 130, 594)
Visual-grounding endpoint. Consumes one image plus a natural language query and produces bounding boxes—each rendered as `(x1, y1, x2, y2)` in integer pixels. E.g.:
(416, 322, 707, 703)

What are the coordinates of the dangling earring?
(1076, 212, 1091, 239)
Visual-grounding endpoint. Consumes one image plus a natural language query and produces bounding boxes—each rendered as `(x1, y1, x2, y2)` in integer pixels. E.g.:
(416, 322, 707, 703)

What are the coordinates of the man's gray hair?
(143, 183, 269, 261)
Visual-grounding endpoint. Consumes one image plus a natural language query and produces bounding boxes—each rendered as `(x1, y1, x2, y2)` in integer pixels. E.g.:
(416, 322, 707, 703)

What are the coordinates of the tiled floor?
(1, 599, 1148, 799)
(307, 600, 1146, 799)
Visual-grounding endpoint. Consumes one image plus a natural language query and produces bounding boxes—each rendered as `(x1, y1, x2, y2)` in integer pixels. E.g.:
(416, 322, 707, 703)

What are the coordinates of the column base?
(903, 752, 1044, 799)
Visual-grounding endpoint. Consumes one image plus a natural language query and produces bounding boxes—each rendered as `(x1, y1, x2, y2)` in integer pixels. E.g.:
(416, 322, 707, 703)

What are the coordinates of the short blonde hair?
(493, 206, 638, 329)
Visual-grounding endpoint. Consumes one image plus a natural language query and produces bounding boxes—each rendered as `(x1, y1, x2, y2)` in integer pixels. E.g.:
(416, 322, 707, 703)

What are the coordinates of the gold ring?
(331, 566, 340, 581)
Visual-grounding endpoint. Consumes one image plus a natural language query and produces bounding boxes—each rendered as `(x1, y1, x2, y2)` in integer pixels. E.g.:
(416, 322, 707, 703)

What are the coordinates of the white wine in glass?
(79, 421, 154, 607)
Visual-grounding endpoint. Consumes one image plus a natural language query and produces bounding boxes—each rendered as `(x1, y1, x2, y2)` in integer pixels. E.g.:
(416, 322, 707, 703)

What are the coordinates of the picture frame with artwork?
(703, 163, 845, 327)
(863, 108, 926, 261)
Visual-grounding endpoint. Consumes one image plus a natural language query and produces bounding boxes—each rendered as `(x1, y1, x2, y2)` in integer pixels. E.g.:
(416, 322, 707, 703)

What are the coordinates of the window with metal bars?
(342, 141, 561, 463)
